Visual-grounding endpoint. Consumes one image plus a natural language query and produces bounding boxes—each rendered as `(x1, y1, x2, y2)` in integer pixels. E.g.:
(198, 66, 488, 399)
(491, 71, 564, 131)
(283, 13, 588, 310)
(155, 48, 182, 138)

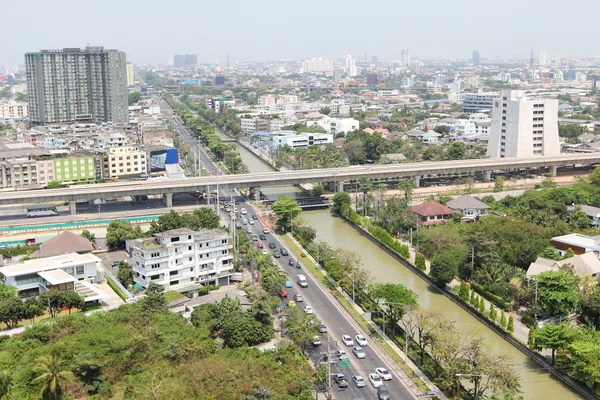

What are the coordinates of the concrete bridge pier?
(549, 165, 558, 177)
(483, 170, 492, 182)
(70, 201, 77, 215)
(413, 175, 421, 188)
(337, 181, 345, 192)
(163, 193, 173, 208)
(250, 187, 261, 201)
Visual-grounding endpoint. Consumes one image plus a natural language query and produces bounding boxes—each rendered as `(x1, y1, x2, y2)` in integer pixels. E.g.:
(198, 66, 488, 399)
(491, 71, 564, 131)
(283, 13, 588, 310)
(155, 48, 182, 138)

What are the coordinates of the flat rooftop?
(0, 253, 101, 277)
(552, 234, 600, 252)
(38, 269, 76, 285)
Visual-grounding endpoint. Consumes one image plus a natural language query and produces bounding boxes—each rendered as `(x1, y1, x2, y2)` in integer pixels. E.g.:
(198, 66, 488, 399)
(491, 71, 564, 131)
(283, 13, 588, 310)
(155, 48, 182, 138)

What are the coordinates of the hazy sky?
(3, 0, 599, 66)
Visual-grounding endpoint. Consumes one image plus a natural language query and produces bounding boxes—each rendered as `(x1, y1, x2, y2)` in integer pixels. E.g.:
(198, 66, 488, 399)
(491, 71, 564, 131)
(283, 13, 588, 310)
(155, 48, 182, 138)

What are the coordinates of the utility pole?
(471, 245, 475, 280)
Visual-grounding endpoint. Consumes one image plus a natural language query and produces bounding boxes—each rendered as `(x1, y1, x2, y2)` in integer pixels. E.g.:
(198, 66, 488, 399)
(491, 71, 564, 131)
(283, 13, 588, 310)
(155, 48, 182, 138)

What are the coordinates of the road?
(222, 193, 417, 400)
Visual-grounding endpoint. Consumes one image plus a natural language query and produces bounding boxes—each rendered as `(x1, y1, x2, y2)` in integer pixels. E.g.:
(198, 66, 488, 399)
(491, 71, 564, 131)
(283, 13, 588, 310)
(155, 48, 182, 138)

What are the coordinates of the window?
(190, 268, 194, 272)
(76, 266, 84, 275)
(502, 116, 506, 121)
(170, 280, 179, 285)
(65, 267, 74, 275)
(221, 239, 227, 244)
(151, 263, 160, 269)
(169, 270, 178, 276)
(171, 237, 180, 243)
(151, 252, 160, 258)
(151, 275, 160, 280)
(188, 246, 192, 251)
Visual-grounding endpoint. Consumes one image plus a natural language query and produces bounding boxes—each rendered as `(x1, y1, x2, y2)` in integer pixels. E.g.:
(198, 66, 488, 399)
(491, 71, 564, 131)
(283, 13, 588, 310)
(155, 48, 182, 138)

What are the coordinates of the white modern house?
(127, 228, 234, 292)
(0, 253, 103, 300)
(271, 132, 333, 150)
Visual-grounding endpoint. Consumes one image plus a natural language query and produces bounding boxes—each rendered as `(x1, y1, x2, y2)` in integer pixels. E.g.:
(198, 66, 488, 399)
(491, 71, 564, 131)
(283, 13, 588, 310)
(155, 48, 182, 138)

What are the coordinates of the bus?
(26, 205, 58, 218)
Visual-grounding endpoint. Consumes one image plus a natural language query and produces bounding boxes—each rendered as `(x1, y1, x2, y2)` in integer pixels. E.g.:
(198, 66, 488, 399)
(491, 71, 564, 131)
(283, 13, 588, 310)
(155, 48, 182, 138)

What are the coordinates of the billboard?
(150, 150, 167, 172)
(141, 87, 148, 93)
(165, 148, 178, 165)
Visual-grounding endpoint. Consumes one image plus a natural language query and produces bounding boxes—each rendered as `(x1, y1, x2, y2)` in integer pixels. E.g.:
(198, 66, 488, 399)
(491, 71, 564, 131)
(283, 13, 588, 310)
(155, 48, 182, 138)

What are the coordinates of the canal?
(225, 132, 581, 399)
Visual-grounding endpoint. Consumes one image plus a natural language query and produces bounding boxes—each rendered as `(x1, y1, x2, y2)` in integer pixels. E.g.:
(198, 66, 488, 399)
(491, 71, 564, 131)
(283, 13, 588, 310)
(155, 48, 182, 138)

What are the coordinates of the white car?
(249, 219, 255, 225)
(303, 306, 313, 314)
(261, 249, 268, 255)
(355, 334, 368, 347)
(246, 227, 252, 234)
(241, 208, 247, 215)
(352, 375, 366, 388)
(369, 373, 383, 388)
(376, 368, 392, 381)
(342, 335, 354, 346)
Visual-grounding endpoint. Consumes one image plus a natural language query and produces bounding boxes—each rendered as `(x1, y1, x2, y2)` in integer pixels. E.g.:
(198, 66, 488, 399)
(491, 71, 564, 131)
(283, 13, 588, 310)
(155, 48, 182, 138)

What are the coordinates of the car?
(236, 223, 242, 230)
(249, 219, 255, 225)
(352, 346, 366, 359)
(335, 350, 349, 361)
(342, 335, 354, 346)
(287, 300, 296, 307)
(246, 227, 252, 234)
(251, 234, 258, 241)
(296, 262, 302, 269)
(375, 368, 392, 381)
(369, 373, 383, 388)
(273, 250, 281, 258)
(261, 249, 268, 255)
(268, 241, 276, 249)
(225, 207, 231, 212)
(252, 214, 258, 220)
(234, 208, 238, 213)
(333, 373, 348, 388)
(319, 324, 327, 333)
(312, 335, 322, 346)
(284, 280, 293, 288)
(242, 218, 248, 225)
(280, 290, 288, 298)
(263, 228, 270, 234)
(259, 233, 266, 240)
(257, 242, 264, 249)
(288, 258, 296, 266)
(294, 294, 303, 302)
(377, 385, 390, 400)
(280, 248, 288, 256)
(356, 334, 368, 347)
(352, 375, 366, 388)
(303, 306, 313, 314)
(241, 208, 247, 215)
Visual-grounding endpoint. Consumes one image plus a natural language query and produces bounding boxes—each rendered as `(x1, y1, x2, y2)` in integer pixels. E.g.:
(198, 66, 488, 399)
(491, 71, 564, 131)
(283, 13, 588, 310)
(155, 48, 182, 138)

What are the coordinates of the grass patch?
(83, 302, 104, 312)
(106, 276, 128, 301)
(164, 290, 186, 303)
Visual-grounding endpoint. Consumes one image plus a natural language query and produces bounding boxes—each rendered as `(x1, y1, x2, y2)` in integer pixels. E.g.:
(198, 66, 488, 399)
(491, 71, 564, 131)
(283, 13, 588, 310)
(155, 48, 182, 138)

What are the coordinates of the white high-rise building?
(401, 49, 411, 65)
(126, 63, 134, 86)
(301, 57, 332, 74)
(487, 90, 560, 158)
(539, 50, 548, 66)
(343, 54, 358, 77)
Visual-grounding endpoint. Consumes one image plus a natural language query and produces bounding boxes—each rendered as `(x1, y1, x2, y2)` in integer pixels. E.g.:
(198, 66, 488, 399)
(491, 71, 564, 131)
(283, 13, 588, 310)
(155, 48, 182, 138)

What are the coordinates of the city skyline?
(2, 0, 599, 66)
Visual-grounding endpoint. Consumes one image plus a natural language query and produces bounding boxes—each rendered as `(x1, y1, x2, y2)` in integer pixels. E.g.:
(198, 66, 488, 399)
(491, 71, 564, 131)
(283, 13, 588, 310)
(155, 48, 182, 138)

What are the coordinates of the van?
(297, 274, 308, 288)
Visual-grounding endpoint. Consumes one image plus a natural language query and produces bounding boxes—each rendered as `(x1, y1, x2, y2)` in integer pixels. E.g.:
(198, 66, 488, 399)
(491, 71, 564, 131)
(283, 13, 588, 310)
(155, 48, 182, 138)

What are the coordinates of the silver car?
(352, 346, 366, 359)
(352, 375, 366, 388)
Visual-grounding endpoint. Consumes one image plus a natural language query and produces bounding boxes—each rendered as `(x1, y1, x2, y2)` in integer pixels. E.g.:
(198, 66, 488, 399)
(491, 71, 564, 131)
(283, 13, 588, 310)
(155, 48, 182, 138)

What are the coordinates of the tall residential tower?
(25, 46, 128, 125)
(487, 90, 560, 158)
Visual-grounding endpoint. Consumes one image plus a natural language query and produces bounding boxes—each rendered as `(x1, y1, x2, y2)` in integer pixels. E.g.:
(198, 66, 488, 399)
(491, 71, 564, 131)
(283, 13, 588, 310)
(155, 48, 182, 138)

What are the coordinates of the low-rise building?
(106, 146, 147, 178)
(127, 228, 234, 292)
(551, 233, 600, 256)
(272, 132, 333, 150)
(446, 195, 490, 221)
(410, 200, 456, 226)
(571, 205, 600, 226)
(0, 100, 28, 119)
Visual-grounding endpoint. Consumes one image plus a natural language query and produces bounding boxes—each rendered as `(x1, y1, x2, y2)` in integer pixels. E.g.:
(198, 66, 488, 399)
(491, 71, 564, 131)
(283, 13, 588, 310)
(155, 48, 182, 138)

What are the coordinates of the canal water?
(227, 132, 581, 399)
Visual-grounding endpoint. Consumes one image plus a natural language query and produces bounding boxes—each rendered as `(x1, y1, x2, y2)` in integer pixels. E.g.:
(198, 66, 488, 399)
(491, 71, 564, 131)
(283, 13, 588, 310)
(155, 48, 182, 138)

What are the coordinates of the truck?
(297, 274, 308, 288)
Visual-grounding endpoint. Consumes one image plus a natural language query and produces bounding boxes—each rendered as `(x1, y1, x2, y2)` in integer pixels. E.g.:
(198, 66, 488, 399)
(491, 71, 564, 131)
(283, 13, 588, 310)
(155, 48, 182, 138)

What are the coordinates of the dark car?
(333, 373, 348, 388)
(280, 248, 288, 256)
(268, 241, 276, 249)
(259, 233, 266, 240)
(273, 250, 281, 258)
(252, 214, 258, 220)
(288, 258, 296, 266)
(377, 385, 390, 400)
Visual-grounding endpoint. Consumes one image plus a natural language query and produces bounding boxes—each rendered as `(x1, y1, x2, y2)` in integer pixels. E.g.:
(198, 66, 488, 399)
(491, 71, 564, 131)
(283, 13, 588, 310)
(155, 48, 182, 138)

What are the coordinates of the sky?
(2, 0, 599, 66)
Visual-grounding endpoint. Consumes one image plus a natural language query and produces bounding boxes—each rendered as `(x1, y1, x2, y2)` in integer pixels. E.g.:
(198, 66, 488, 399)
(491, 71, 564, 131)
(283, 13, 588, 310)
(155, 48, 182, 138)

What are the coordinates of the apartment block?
(127, 228, 234, 292)
(25, 46, 128, 125)
(106, 146, 147, 178)
(126, 63, 134, 86)
(53, 156, 96, 183)
(487, 89, 560, 158)
(0, 100, 28, 118)
(462, 91, 500, 113)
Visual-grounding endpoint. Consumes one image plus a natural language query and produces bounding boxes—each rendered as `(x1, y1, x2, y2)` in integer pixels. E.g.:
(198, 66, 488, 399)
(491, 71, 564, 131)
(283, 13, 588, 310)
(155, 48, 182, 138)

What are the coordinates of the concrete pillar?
(413, 175, 421, 188)
(163, 193, 173, 208)
(336, 181, 345, 193)
(253, 187, 261, 201)
(550, 165, 558, 177)
(69, 201, 77, 215)
(483, 170, 492, 182)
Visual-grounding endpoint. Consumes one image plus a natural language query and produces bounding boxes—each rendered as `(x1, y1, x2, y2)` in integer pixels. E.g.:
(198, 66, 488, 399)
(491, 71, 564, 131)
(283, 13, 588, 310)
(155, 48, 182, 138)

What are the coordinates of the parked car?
(312, 335, 322, 346)
(342, 335, 354, 346)
(352, 346, 366, 359)
(319, 324, 327, 333)
(236, 223, 242, 230)
(369, 373, 383, 388)
(280, 290, 288, 298)
(259, 233, 266, 240)
(333, 373, 348, 388)
(246, 227, 252, 234)
(375, 368, 392, 381)
(261, 249, 268, 255)
(268, 241, 276, 249)
(287, 300, 296, 307)
(356, 334, 368, 347)
(303, 306, 313, 314)
(284, 280, 293, 288)
(352, 375, 366, 388)
(273, 250, 281, 258)
(294, 294, 303, 302)
(377, 385, 390, 400)
(280, 248, 288, 256)
(257, 242, 264, 249)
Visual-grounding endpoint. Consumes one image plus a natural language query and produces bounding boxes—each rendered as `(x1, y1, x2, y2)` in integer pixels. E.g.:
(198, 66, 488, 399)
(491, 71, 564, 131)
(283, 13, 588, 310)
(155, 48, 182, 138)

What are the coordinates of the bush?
(458, 281, 470, 302)
(471, 282, 510, 311)
(521, 312, 536, 328)
(415, 253, 426, 271)
(106, 277, 127, 301)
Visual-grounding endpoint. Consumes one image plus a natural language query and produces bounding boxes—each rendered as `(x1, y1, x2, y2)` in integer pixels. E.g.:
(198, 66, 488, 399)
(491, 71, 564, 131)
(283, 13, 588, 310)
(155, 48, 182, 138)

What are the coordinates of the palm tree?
(397, 178, 415, 204)
(0, 370, 14, 400)
(33, 353, 73, 400)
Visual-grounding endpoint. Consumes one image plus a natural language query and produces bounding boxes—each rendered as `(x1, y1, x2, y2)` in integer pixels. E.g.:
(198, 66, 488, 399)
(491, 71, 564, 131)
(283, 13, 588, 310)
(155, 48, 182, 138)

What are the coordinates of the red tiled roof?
(422, 220, 446, 226)
(410, 200, 456, 217)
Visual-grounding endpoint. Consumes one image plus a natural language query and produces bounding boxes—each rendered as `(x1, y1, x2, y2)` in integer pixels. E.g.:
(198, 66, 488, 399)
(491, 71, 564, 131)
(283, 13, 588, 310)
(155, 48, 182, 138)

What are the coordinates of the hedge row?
(106, 276, 128, 301)
(470, 282, 510, 312)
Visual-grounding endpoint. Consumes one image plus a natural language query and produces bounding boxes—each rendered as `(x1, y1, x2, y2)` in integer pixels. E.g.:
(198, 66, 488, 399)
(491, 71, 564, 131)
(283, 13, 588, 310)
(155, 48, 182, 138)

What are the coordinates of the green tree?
(446, 142, 466, 160)
(567, 339, 600, 391)
(311, 183, 324, 197)
(331, 192, 351, 214)
(494, 177, 505, 193)
(489, 303, 498, 323)
(38, 289, 64, 318)
(0, 370, 14, 400)
(458, 281, 470, 302)
(192, 207, 220, 229)
(0, 285, 17, 301)
(271, 196, 301, 230)
(0, 297, 25, 328)
(116, 262, 134, 288)
(285, 307, 320, 350)
(106, 220, 143, 249)
(23, 297, 45, 324)
(507, 315, 515, 333)
(589, 166, 600, 186)
(149, 210, 184, 234)
(260, 268, 286, 296)
(371, 283, 418, 336)
(61, 291, 84, 315)
(32, 352, 73, 400)
(570, 209, 591, 230)
(429, 245, 467, 287)
(80, 230, 96, 245)
(500, 310, 507, 329)
(478, 297, 486, 314)
(533, 322, 577, 365)
(414, 253, 426, 271)
(46, 181, 61, 189)
(537, 270, 581, 318)
(138, 282, 167, 315)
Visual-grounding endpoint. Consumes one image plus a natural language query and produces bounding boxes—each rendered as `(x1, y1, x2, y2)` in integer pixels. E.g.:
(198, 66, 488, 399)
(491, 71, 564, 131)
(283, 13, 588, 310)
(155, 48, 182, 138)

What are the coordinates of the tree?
(0, 298, 25, 328)
(488, 303, 497, 323)
(343, 140, 367, 164)
(285, 307, 320, 350)
(38, 289, 64, 318)
(331, 192, 351, 214)
(533, 322, 577, 365)
(493, 177, 505, 193)
(405, 308, 439, 365)
(446, 142, 466, 160)
(138, 282, 167, 315)
(23, 297, 45, 324)
(260, 268, 286, 296)
(46, 181, 61, 189)
(0, 285, 17, 301)
(570, 209, 591, 230)
(458, 281, 470, 301)
(536, 270, 580, 318)
(567, 338, 600, 391)
(500, 310, 507, 329)
(589, 166, 600, 186)
(33, 352, 73, 400)
(429, 245, 467, 287)
(311, 183, 324, 197)
(117, 262, 134, 288)
(0, 370, 14, 400)
(371, 283, 418, 336)
(128, 92, 142, 105)
(271, 196, 301, 230)
(397, 178, 415, 203)
(192, 207, 220, 229)
(478, 297, 486, 314)
(149, 210, 184, 234)
(507, 315, 515, 333)
(80, 230, 96, 245)
(106, 220, 143, 249)
(59, 291, 84, 315)
(415, 253, 426, 271)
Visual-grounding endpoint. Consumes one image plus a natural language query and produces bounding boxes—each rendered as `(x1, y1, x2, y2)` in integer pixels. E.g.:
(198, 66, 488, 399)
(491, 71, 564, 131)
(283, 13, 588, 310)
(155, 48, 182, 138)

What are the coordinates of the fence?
(101, 266, 134, 300)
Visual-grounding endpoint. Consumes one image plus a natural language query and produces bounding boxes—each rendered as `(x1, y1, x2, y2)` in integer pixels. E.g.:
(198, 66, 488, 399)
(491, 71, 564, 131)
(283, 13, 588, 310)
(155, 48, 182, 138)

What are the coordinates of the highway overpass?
(1, 154, 598, 212)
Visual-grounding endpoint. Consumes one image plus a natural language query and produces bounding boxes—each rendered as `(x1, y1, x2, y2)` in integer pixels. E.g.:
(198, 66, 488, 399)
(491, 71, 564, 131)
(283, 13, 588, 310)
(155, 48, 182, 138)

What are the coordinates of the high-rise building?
(472, 50, 480, 65)
(487, 90, 560, 158)
(366, 74, 378, 86)
(184, 54, 197, 67)
(539, 50, 548, 66)
(126, 63, 134, 86)
(173, 55, 185, 68)
(343, 54, 358, 77)
(302, 57, 332, 74)
(371, 56, 378, 64)
(401, 49, 411, 65)
(25, 46, 128, 126)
